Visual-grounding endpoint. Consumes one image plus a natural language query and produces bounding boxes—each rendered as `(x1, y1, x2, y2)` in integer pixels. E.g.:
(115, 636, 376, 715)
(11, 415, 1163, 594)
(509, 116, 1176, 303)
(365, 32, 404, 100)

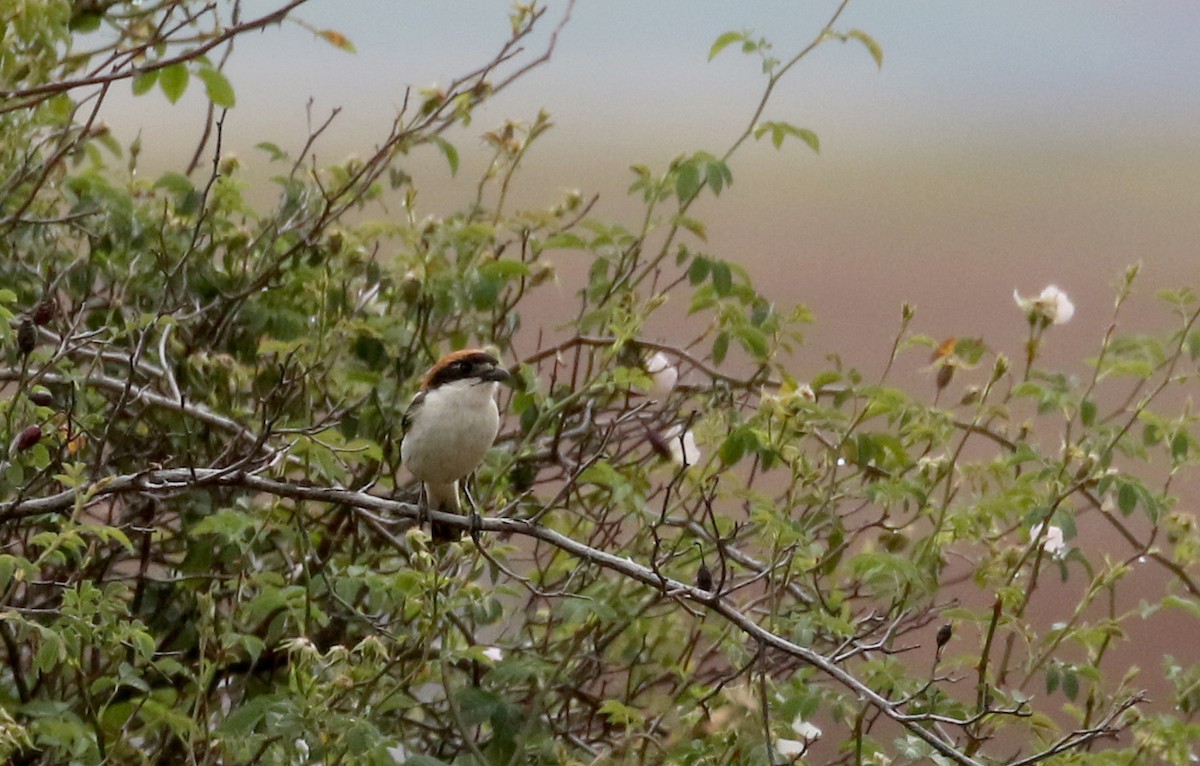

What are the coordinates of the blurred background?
(104, 0, 1200, 378)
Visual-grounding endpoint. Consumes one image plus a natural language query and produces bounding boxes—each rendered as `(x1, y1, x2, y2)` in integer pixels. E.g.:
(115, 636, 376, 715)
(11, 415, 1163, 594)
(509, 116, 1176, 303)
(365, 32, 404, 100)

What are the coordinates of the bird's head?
(422, 348, 512, 392)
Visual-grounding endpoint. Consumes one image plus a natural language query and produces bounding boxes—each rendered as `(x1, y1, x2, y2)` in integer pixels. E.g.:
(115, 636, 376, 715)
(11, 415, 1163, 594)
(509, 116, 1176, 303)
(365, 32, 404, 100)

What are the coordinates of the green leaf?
(554, 595, 617, 625)
(433, 137, 459, 175)
(712, 332, 729, 365)
(69, 12, 102, 32)
(711, 260, 733, 296)
(129, 630, 156, 662)
(677, 216, 708, 242)
(811, 370, 842, 390)
(1117, 482, 1137, 516)
(719, 430, 745, 465)
(479, 259, 531, 281)
(255, 141, 287, 161)
(793, 127, 820, 154)
(131, 70, 158, 96)
(675, 161, 701, 202)
(158, 63, 189, 104)
(220, 696, 272, 737)
(1062, 667, 1079, 701)
(708, 31, 745, 61)
(848, 29, 884, 69)
(704, 159, 732, 195)
(952, 336, 988, 365)
(197, 66, 236, 108)
(753, 121, 820, 153)
(688, 256, 710, 285)
(542, 232, 587, 250)
(598, 699, 645, 727)
(153, 172, 195, 196)
(0, 554, 18, 593)
(456, 686, 504, 727)
(1171, 431, 1189, 462)
(34, 633, 64, 673)
(1079, 398, 1096, 427)
(737, 325, 769, 359)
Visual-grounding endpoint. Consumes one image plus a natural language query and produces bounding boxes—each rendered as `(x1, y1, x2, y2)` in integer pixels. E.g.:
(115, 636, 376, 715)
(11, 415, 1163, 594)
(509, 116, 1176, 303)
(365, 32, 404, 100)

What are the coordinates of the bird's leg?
(462, 478, 483, 544)
(419, 483, 433, 534)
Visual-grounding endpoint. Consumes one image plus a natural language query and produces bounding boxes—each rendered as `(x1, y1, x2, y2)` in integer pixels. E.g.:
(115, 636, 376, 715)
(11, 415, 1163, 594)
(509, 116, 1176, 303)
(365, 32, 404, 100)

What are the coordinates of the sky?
(105, 0, 1200, 375)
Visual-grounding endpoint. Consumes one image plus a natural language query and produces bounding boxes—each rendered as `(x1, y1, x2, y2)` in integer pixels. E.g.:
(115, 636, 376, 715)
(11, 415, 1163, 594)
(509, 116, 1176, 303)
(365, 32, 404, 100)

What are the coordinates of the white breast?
(401, 379, 501, 485)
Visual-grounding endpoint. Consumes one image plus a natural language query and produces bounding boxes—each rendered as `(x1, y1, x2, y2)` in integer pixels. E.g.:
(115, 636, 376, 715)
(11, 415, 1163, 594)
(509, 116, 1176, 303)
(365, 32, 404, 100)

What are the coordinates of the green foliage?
(0, 3, 1195, 766)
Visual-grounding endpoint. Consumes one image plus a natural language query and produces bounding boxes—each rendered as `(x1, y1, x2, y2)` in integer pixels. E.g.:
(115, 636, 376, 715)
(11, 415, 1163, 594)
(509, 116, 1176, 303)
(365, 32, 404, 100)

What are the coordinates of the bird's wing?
(400, 389, 426, 436)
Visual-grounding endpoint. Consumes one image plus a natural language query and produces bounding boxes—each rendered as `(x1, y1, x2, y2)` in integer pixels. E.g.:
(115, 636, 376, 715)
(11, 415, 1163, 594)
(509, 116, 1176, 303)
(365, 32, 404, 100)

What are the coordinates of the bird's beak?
(482, 367, 513, 385)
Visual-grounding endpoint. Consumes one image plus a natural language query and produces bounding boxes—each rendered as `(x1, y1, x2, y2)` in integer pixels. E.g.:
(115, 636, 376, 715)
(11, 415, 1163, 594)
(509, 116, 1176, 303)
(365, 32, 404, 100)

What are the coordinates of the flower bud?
(398, 271, 422, 303)
(992, 354, 1010, 381)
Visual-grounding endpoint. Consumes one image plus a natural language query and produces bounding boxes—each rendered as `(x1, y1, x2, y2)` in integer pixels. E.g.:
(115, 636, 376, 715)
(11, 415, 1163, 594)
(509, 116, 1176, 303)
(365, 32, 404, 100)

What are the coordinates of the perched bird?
(401, 349, 511, 543)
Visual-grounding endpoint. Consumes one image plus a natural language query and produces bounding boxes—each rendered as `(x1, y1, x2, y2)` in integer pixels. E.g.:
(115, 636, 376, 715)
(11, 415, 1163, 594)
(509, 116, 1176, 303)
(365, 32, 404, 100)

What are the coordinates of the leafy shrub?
(0, 2, 1196, 765)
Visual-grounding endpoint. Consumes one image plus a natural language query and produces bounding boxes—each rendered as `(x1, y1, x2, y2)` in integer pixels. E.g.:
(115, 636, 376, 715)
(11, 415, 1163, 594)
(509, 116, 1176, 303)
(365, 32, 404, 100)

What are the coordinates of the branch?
(0, 0, 310, 112)
(523, 335, 781, 390)
(0, 368, 263, 451)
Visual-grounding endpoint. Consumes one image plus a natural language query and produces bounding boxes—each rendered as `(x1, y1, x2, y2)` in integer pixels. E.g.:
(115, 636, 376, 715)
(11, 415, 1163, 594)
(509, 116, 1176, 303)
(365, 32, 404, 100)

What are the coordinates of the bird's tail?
(424, 481, 462, 544)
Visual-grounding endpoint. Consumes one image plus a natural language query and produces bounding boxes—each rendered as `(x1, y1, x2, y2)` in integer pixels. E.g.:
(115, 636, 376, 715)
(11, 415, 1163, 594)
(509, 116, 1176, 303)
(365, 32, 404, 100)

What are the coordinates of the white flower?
(294, 739, 310, 760)
(796, 384, 816, 402)
(645, 351, 678, 398)
(791, 717, 822, 742)
(775, 738, 808, 758)
(663, 424, 701, 466)
(775, 719, 821, 759)
(1041, 285, 1075, 324)
(281, 636, 317, 656)
(1014, 285, 1075, 325)
(1031, 522, 1067, 556)
(916, 453, 947, 474)
(482, 646, 504, 662)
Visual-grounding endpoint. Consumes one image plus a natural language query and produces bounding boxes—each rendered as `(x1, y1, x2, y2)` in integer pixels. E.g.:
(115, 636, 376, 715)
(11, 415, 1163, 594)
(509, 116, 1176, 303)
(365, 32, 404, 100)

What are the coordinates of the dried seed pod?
(17, 319, 36, 356)
(27, 390, 54, 407)
(33, 299, 56, 326)
(693, 541, 714, 592)
(936, 623, 953, 650)
(935, 363, 954, 390)
(15, 425, 42, 451)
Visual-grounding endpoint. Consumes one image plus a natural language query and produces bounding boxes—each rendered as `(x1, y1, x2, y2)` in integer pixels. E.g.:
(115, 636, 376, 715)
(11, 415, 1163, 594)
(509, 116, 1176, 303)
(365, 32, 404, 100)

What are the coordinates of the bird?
(401, 349, 512, 543)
